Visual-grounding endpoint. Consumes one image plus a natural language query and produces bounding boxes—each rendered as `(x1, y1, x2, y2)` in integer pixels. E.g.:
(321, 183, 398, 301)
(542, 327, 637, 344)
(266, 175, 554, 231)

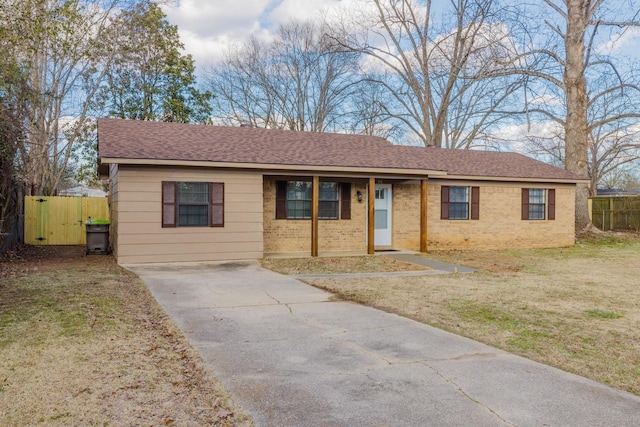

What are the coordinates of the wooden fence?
(24, 196, 109, 245)
(590, 196, 640, 232)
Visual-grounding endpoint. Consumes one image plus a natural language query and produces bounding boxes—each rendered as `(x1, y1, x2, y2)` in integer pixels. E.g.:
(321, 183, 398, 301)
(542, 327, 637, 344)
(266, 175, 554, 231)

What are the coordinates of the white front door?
(374, 184, 392, 246)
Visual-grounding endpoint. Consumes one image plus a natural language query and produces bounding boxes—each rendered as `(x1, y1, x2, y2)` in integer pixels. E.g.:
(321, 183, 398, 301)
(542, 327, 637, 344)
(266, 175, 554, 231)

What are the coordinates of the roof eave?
(98, 157, 449, 177)
(440, 174, 589, 184)
(98, 157, 588, 184)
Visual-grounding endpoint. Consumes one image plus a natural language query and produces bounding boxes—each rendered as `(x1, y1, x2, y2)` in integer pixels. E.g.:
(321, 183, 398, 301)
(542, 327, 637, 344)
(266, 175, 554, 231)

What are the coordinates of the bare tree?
(587, 69, 640, 195)
(0, 52, 30, 249)
(208, 20, 361, 132)
(510, 0, 640, 229)
(523, 64, 640, 195)
(0, 0, 135, 196)
(589, 130, 640, 194)
(329, 0, 524, 148)
(600, 165, 640, 190)
(348, 80, 405, 141)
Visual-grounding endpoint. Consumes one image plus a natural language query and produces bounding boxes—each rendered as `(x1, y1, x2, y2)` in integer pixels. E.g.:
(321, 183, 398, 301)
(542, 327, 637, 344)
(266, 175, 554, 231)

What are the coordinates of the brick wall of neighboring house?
(427, 181, 576, 250)
(263, 179, 368, 253)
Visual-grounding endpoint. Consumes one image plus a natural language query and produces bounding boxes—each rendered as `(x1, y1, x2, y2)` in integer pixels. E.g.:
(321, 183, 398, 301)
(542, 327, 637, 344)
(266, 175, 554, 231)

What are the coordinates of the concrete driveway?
(127, 260, 640, 427)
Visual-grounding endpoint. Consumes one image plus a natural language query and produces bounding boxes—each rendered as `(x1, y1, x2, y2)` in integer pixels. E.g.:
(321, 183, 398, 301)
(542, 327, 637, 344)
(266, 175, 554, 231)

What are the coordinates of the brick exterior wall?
(427, 180, 576, 250)
(392, 183, 421, 251)
(263, 179, 368, 253)
(263, 178, 576, 254)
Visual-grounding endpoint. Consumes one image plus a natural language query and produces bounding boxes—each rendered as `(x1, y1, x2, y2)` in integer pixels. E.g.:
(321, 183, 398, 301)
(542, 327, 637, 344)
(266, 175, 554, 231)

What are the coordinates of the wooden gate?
(24, 196, 109, 245)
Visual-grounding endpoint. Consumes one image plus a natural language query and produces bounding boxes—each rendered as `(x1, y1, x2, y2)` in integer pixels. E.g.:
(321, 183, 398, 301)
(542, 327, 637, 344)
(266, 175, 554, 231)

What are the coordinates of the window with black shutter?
(441, 186, 479, 220)
(522, 188, 554, 220)
(162, 181, 224, 227)
(275, 180, 351, 220)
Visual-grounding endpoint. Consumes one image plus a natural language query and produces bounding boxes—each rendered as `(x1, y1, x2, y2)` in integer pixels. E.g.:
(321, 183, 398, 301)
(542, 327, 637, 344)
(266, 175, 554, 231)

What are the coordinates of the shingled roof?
(97, 118, 586, 182)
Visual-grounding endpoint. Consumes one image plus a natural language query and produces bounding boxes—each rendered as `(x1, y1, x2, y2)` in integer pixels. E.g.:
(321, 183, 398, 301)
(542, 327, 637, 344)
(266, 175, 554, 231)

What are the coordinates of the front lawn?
(0, 246, 252, 426)
(269, 233, 640, 395)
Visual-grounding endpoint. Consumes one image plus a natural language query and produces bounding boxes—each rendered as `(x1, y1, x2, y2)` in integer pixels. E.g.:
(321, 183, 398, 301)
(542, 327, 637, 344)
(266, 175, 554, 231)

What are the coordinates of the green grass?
(0, 274, 103, 346)
(448, 300, 558, 352)
(585, 309, 624, 319)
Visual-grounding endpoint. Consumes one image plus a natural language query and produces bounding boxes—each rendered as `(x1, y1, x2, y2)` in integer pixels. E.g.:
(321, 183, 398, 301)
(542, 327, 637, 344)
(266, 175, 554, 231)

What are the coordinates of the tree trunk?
(563, 0, 591, 229)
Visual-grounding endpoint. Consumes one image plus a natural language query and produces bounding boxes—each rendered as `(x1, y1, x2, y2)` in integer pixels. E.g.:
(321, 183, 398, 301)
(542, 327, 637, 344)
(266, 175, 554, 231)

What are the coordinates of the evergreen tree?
(99, 2, 212, 123)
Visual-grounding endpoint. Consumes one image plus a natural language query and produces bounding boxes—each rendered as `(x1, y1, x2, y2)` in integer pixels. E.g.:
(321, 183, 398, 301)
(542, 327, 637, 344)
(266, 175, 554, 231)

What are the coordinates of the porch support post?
(367, 177, 375, 255)
(311, 175, 319, 257)
(420, 178, 428, 253)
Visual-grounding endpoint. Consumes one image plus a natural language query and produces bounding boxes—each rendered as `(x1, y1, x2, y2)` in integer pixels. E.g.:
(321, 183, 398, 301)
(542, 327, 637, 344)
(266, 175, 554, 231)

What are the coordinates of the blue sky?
(161, 0, 640, 71)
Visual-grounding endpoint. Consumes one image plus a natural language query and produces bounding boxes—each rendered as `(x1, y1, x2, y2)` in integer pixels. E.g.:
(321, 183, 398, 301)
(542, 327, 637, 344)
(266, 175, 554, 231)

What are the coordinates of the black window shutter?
(210, 183, 224, 227)
(471, 187, 480, 220)
(275, 181, 287, 219)
(440, 186, 450, 219)
(162, 181, 177, 227)
(548, 189, 555, 220)
(522, 188, 529, 220)
(340, 183, 351, 220)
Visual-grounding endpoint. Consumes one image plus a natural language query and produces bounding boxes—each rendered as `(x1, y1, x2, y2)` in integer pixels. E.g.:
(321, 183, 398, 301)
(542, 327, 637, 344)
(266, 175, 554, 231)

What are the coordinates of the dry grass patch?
(303, 234, 640, 395)
(0, 246, 252, 426)
(261, 254, 429, 275)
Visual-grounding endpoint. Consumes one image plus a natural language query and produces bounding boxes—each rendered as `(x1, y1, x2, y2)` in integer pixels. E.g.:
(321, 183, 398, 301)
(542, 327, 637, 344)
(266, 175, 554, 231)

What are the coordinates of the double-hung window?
(318, 182, 339, 219)
(285, 181, 312, 219)
(178, 182, 210, 226)
(276, 180, 351, 220)
(441, 186, 480, 220)
(522, 188, 555, 220)
(162, 181, 224, 227)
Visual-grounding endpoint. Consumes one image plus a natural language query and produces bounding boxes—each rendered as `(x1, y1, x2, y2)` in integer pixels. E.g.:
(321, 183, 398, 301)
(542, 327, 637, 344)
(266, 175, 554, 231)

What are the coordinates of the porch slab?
(263, 249, 417, 259)
(264, 250, 476, 276)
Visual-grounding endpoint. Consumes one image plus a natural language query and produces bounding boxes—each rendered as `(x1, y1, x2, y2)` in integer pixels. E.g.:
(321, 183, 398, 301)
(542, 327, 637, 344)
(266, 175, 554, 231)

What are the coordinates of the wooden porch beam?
(368, 177, 375, 255)
(420, 179, 428, 252)
(311, 176, 319, 257)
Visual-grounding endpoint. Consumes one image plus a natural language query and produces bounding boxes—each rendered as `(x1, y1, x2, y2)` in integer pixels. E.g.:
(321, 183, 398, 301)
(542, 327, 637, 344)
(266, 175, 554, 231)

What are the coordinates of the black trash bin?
(85, 219, 110, 255)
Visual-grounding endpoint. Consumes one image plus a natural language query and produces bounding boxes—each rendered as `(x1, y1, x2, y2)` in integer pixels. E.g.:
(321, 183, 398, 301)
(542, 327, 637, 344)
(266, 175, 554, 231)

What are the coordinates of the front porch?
(262, 176, 430, 257)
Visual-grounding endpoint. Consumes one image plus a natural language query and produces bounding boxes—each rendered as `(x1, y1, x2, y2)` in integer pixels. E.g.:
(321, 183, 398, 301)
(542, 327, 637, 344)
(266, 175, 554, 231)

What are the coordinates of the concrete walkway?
(127, 260, 640, 427)
(386, 253, 476, 273)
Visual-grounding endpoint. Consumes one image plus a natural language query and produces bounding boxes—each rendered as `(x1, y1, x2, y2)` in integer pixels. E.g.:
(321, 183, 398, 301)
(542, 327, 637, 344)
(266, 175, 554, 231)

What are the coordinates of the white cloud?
(488, 120, 563, 153)
(528, 94, 563, 106)
(161, 0, 364, 67)
(595, 27, 640, 55)
(162, 0, 267, 37)
(161, 0, 269, 66)
(267, 0, 336, 24)
(497, 121, 562, 140)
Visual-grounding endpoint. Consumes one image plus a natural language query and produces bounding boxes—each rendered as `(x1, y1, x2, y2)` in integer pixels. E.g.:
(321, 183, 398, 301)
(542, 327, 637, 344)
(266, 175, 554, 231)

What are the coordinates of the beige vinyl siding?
(113, 165, 263, 264)
(108, 164, 119, 257)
